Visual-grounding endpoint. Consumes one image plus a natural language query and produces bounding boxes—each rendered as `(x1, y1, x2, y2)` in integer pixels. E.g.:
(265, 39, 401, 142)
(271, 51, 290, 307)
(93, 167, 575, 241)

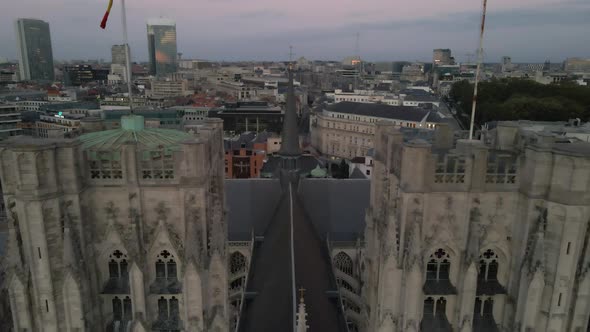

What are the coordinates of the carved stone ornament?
(167, 223, 185, 262)
(427, 196, 459, 245)
(104, 201, 119, 221)
(116, 222, 139, 261)
(155, 201, 170, 221)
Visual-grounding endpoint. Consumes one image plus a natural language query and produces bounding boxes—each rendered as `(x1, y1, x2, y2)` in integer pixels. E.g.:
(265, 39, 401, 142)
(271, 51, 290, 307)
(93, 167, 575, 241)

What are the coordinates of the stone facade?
(363, 121, 590, 331)
(0, 117, 229, 332)
(310, 104, 438, 159)
(310, 110, 377, 159)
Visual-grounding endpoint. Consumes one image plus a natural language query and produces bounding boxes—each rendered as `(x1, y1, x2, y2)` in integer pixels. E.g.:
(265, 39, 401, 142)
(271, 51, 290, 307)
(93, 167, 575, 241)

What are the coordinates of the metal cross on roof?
(298, 287, 306, 302)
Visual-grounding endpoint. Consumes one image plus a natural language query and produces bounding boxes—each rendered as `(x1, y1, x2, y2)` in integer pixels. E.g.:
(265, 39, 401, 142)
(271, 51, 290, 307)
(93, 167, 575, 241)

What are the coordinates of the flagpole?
(121, 0, 134, 113)
(469, 0, 488, 140)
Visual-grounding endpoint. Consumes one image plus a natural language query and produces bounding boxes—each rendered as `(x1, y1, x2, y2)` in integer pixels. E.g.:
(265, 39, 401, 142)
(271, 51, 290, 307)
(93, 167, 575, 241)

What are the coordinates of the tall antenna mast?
(355, 32, 360, 90)
(289, 45, 294, 64)
(468, 0, 488, 140)
(120, 0, 134, 113)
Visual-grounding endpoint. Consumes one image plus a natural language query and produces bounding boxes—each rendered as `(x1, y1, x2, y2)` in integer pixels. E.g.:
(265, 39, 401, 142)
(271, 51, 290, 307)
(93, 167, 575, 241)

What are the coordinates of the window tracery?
(87, 150, 122, 180)
(426, 248, 450, 281)
(479, 249, 499, 281)
(476, 248, 506, 296)
(434, 154, 466, 184)
(141, 149, 174, 180)
(109, 250, 128, 280)
(155, 250, 177, 281)
(486, 154, 517, 184)
(103, 250, 130, 294)
(333, 252, 354, 276)
(230, 251, 247, 275)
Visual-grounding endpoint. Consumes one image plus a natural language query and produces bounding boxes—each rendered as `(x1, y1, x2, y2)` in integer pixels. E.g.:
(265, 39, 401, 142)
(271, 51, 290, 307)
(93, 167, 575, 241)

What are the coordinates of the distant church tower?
(0, 116, 229, 331)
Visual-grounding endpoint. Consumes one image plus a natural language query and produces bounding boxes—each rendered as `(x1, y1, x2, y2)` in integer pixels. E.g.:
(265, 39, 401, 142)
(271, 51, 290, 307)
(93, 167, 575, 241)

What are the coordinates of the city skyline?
(0, 0, 588, 63)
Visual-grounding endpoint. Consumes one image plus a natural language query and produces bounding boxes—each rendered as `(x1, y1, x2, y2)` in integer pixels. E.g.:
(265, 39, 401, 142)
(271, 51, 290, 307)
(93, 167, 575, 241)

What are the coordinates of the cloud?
(0, 0, 588, 61)
(237, 10, 287, 19)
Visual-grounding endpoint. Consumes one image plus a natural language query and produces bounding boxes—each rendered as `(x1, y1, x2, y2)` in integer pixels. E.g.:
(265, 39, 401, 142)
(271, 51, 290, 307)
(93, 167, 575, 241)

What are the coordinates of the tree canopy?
(449, 79, 590, 127)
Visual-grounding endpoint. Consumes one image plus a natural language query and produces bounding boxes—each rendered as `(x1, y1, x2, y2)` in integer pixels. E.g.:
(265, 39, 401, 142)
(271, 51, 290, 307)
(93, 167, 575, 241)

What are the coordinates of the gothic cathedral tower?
(0, 116, 229, 332)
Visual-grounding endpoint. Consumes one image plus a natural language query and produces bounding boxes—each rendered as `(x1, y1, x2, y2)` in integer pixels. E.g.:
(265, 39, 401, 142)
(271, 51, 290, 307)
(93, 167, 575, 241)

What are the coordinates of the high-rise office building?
(501, 56, 513, 72)
(111, 44, 127, 65)
(15, 18, 55, 81)
(433, 48, 454, 66)
(147, 18, 177, 76)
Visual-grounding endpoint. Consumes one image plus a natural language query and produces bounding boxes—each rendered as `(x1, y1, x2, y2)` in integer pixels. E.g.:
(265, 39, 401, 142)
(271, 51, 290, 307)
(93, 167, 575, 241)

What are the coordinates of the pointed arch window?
(151, 250, 181, 294)
(423, 248, 457, 295)
(158, 297, 168, 320)
(123, 297, 132, 321)
(474, 296, 497, 330)
(155, 250, 178, 281)
(426, 248, 450, 281)
(156, 259, 166, 279)
(112, 297, 122, 321)
(423, 297, 435, 315)
(154, 296, 182, 330)
(422, 296, 448, 316)
(103, 250, 130, 294)
(333, 252, 354, 276)
(479, 249, 499, 281)
(421, 296, 451, 331)
(435, 297, 447, 316)
(167, 260, 177, 279)
(111, 296, 132, 323)
(477, 249, 506, 296)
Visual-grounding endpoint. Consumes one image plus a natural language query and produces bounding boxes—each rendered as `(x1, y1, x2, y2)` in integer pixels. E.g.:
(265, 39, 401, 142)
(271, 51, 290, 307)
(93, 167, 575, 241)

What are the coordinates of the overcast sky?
(1, 0, 589, 63)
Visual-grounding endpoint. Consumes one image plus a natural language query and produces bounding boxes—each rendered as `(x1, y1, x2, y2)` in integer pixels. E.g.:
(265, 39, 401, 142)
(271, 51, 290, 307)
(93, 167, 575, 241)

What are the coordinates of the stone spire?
(296, 288, 308, 332)
(278, 66, 301, 157)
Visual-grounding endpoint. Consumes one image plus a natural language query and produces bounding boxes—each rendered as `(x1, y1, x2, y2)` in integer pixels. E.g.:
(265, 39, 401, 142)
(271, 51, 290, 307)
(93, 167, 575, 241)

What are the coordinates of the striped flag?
(100, 0, 114, 29)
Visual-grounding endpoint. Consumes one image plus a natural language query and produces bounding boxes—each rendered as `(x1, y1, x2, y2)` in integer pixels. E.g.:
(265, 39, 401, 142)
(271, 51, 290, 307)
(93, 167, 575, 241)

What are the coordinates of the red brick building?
(224, 132, 272, 178)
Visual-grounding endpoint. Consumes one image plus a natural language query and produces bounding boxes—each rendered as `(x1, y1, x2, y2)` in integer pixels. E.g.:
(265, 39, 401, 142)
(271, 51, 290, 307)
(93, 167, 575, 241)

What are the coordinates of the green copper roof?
(310, 165, 327, 178)
(79, 115, 192, 150)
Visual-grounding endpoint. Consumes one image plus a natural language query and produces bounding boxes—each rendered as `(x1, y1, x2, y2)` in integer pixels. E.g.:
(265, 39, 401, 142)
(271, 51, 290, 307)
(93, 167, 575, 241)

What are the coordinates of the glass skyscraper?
(15, 18, 55, 81)
(147, 18, 177, 77)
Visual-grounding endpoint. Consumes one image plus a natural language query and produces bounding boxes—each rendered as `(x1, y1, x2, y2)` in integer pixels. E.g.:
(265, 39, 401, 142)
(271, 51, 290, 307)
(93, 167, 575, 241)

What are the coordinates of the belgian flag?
(100, 0, 114, 29)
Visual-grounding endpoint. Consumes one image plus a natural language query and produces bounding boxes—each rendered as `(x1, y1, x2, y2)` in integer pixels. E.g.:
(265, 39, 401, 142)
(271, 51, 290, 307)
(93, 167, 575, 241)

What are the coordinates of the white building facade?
(311, 102, 439, 159)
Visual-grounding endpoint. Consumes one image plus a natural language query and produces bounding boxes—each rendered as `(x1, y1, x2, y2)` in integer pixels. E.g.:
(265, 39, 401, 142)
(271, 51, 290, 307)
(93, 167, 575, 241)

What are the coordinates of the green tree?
(450, 79, 590, 126)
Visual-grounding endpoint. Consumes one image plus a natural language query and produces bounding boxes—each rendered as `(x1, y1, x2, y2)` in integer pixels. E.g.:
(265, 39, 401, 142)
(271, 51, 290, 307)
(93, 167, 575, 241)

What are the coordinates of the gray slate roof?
(225, 178, 370, 242)
(297, 178, 369, 241)
(237, 177, 349, 332)
(349, 167, 367, 179)
(225, 179, 282, 241)
(405, 94, 439, 102)
(326, 101, 437, 122)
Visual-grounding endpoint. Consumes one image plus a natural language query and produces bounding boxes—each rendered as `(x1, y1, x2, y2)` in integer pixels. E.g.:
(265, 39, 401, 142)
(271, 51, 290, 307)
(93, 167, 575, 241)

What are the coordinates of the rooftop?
(404, 94, 439, 102)
(79, 115, 192, 151)
(324, 101, 439, 123)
